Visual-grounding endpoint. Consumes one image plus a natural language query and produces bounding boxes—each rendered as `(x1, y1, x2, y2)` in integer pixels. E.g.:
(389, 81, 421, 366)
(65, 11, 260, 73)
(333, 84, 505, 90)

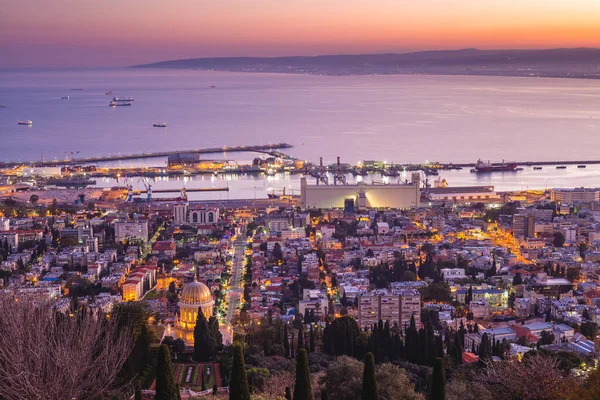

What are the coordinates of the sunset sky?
(2, 0, 600, 67)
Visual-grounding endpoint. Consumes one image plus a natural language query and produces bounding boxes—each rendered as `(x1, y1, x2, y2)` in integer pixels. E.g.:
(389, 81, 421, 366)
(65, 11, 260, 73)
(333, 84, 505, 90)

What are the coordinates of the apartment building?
(358, 289, 421, 330)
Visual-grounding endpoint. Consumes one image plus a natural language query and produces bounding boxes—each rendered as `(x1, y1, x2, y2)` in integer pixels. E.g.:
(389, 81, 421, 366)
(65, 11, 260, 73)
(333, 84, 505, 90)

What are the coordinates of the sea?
(2, 68, 600, 200)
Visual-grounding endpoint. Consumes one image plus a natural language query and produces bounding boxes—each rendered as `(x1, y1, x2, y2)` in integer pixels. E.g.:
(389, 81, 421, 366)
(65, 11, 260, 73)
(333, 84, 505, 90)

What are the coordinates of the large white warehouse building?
(300, 177, 420, 210)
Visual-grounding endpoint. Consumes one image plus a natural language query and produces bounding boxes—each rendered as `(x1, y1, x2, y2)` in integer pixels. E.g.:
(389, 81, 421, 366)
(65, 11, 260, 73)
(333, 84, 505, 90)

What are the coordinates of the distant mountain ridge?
(131, 48, 600, 78)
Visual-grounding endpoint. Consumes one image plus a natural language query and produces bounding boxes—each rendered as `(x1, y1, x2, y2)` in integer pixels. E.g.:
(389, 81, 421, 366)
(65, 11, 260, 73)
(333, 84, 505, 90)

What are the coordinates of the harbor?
(3, 143, 600, 201)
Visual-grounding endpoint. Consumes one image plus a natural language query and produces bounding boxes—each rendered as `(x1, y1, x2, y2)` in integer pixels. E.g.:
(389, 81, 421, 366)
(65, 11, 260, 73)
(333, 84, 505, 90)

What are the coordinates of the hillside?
(131, 48, 600, 78)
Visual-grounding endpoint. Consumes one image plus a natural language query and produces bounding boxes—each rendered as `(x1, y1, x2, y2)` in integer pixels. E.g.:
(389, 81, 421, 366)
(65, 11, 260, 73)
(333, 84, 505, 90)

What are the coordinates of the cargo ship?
(470, 159, 518, 173)
(109, 97, 133, 107)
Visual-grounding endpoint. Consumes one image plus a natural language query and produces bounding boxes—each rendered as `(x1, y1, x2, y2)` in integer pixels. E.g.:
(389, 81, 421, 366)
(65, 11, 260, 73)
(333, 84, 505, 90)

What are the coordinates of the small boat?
(152, 122, 167, 128)
(17, 120, 33, 126)
(578, 165, 587, 168)
(61, 96, 70, 100)
(515, 167, 524, 171)
(209, 85, 217, 88)
(556, 165, 567, 169)
(533, 166, 542, 170)
(105, 91, 112, 95)
(0, 104, 6, 108)
(70, 88, 83, 91)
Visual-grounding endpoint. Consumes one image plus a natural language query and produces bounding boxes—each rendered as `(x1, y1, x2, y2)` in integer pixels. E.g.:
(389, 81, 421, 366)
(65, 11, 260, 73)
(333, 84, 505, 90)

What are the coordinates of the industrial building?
(300, 175, 420, 210)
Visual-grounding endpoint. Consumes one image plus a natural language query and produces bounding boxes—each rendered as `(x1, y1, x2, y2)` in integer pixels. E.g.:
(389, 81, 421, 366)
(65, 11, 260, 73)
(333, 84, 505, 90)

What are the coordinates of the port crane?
(316, 157, 329, 185)
(334, 156, 347, 185)
(138, 177, 152, 202)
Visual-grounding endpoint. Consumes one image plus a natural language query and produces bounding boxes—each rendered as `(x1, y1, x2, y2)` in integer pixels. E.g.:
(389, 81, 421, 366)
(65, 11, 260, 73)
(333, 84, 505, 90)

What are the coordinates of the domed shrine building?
(173, 278, 215, 345)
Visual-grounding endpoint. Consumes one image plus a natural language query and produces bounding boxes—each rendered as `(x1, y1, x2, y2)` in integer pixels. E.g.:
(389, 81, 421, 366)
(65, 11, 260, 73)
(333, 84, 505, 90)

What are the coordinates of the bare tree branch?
(0, 295, 134, 400)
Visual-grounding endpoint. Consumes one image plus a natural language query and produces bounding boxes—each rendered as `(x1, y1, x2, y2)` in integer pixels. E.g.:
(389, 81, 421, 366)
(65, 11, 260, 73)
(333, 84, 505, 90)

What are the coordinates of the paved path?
(226, 228, 247, 324)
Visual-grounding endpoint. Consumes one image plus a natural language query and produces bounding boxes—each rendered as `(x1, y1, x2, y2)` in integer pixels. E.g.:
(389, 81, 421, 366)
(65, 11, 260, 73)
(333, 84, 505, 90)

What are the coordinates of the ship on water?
(470, 159, 518, 173)
(109, 97, 134, 107)
(153, 122, 167, 128)
(17, 120, 33, 126)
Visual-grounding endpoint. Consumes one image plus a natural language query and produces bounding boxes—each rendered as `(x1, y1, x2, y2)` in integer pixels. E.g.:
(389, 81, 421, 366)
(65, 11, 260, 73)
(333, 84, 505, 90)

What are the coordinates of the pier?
(136, 188, 229, 193)
(0, 143, 294, 168)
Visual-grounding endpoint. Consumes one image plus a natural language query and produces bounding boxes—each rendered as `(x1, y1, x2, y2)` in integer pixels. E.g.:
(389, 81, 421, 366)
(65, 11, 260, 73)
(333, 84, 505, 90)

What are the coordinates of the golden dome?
(180, 279, 213, 305)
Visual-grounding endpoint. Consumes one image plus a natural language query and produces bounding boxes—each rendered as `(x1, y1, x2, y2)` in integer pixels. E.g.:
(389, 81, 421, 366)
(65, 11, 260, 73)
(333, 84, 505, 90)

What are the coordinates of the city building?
(357, 289, 421, 330)
(115, 220, 149, 243)
(513, 214, 535, 240)
(426, 186, 500, 203)
(551, 188, 600, 205)
(173, 202, 219, 226)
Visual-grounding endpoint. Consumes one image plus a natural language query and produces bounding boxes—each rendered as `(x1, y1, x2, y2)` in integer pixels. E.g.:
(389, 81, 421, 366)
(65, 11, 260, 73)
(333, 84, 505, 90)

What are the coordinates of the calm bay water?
(2, 68, 600, 198)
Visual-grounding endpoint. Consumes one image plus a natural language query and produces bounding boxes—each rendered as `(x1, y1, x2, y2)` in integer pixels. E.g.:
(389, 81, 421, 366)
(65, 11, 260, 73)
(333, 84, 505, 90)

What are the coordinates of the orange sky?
(1, 0, 600, 67)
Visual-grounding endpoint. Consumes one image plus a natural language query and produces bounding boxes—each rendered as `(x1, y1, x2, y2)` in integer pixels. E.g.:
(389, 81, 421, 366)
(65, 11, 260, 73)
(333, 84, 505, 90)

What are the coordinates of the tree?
(230, 343, 250, 400)
(579, 243, 588, 260)
(553, 232, 565, 248)
(361, 352, 378, 400)
(323, 356, 423, 400)
(465, 286, 473, 306)
(512, 273, 523, 285)
(0, 296, 134, 400)
(209, 316, 223, 352)
(323, 355, 363, 400)
(430, 358, 446, 400)
(194, 308, 215, 361)
(566, 267, 580, 283)
(580, 321, 598, 340)
(155, 345, 178, 400)
(285, 387, 293, 400)
(29, 194, 39, 205)
(293, 349, 313, 400)
(478, 333, 492, 363)
(375, 363, 423, 400)
(475, 354, 579, 400)
(273, 243, 283, 261)
(284, 323, 290, 358)
(538, 330, 555, 346)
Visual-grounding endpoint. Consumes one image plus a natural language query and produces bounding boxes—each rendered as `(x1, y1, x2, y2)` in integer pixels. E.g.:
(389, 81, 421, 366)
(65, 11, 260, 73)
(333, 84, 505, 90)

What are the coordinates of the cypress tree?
(229, 343, 250, 400)
(309, 325, 315, 353)
(453, 332, 463, 366)
(361, 352, 378, 400)
(430, 357, 446, 400)
(194, 308, 214, 361)
(209, 316, 223, 351)
(293, 349, 313, 400)
(155, 345, 177, 400)
(285, 387, 292, 400)
(478, 333, 492, 364)
(298, 327, 305, 350)
(284, 323, 290, 358)
(291, 332, 295, 359)
(135, 387, 142, 400)
(175, 384, 182, 400)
